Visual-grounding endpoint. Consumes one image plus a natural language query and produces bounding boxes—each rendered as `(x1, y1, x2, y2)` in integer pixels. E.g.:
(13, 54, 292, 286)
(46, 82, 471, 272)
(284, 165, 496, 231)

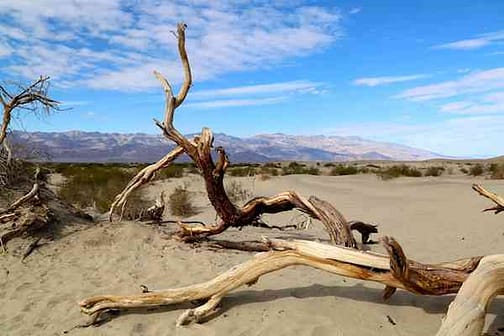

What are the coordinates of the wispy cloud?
(433, 30, 504, 50)
(352, 74, 428, 87)
(438, 91, 504, 115)
(187, 96, 287, 109)
(395, 67, 504, 101)
(0, 1, 342, 91)
(192, 80, 324, 98)
(349, 8, 361, 15)
(326, 115, 504, 157)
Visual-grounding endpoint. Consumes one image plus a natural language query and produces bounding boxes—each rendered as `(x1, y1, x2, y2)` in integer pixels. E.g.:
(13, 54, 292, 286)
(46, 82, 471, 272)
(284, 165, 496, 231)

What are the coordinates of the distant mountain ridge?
(10, 130, 448, 163)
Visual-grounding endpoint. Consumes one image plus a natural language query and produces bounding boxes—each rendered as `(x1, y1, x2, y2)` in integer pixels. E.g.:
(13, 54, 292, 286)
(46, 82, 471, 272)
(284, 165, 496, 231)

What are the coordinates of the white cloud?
(187, 96, 287, 109)
(0, 1, 342, 91)
(395, 67, 504, 101)
(352, 74, 428, 87)
(349, 8, 361, 14)
(434, 31, 504, 50)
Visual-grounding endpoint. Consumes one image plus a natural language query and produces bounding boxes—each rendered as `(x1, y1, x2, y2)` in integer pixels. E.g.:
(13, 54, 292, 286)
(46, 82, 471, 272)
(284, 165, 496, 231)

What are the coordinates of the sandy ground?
(1, 174, 503, 336)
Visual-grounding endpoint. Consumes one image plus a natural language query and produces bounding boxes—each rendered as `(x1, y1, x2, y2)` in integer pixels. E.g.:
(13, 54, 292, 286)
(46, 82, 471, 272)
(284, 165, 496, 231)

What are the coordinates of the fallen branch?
(472, 184, 504, 214)
(436, 254, 504, 336)
(79, 237, 482, 326)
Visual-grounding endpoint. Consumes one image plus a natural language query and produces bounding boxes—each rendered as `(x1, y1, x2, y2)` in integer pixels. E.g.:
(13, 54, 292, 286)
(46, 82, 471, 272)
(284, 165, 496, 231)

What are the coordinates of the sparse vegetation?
(489, 163, 504, 179)
(424, 166, 445, 177)
(228, 166, 256, 177)
(330, 164, 359, 176)
(376, 164, 422, 180)
(156, 164, 185, 179)
(226, 180, 253, 205)
(468, 163, 484, 176)
(168, 184, 196, 217)
(282, 162, 320, 175)
(57, 164, 139, 213)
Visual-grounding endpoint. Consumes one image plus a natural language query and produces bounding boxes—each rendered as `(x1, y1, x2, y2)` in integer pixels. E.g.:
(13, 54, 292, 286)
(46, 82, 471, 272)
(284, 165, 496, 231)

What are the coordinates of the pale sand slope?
(1, 174, 503, 336)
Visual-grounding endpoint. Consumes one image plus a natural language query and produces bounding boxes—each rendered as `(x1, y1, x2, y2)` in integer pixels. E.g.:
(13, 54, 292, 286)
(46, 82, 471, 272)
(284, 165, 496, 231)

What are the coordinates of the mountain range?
(10, 131, 447, 163)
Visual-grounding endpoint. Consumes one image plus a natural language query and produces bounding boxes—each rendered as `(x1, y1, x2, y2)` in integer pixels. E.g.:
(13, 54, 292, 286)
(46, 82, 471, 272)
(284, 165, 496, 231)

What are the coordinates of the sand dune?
(1, 174, 503, 335)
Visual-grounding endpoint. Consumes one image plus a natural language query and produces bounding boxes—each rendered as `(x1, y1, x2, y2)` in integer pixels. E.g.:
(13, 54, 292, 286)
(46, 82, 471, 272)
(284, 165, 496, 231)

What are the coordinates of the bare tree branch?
(472, 184, 504, 214)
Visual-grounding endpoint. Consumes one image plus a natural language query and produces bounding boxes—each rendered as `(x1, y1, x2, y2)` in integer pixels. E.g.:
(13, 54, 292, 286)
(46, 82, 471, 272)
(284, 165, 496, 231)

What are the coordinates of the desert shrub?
(58, 165, 139, 213)
(258, 173, 271, 181)
(376, 165, 422, 180)
(121, 193, 153, 220)
(323, 162, 336, 167)
(226, 180, 253, 204)
(156, 164, 184, 179)
(330, 164, 359, 176)
(489, 163, 504, 179)
(228, 166, 256, 177)
(460, 167, 468, 174)
(168, 184, 196, 217)
(424, 166, 445, 177)
(282, 162, 320, 175)
(259, 166, 278, 176)
(263, 162, 282, 168)
(468, 164, 484, 176)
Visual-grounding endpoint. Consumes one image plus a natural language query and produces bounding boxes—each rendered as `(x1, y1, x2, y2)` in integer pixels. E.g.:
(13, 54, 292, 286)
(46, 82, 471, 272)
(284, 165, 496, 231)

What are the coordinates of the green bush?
(376, 165, 422, 180)
(330, 164, 359, 176)
(424, 166, 445, 177)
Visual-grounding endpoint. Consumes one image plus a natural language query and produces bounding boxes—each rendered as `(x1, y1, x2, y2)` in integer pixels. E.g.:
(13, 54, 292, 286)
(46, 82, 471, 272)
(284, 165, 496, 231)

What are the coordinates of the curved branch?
(79, 237, 483, 326)
(472, 184, 504, 214)
(436, 254, 504, 336)
(109, 146, 185, 220)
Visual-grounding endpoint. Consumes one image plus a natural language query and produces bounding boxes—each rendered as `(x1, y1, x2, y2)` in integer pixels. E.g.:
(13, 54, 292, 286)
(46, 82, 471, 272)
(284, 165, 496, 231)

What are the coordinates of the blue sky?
(0, 0, 503, 157)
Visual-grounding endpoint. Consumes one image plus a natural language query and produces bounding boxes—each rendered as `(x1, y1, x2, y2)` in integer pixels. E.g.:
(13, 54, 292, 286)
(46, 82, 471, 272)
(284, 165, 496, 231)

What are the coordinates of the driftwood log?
(107, 23, 376, 245)
(79, 237, 484, 327)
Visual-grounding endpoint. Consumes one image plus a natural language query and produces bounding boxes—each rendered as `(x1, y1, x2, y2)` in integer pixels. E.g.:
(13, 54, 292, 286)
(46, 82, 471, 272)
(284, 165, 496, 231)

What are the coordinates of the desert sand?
(1, 173, 503, 336)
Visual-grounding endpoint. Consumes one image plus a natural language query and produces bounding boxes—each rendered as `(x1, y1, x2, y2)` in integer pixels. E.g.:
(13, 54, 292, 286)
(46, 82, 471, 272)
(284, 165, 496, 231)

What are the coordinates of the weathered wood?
(472, 184, 504, 214)
(108, 23, 377, 246)
(436, 254, 504, 336)
(79, 237, 483, 326)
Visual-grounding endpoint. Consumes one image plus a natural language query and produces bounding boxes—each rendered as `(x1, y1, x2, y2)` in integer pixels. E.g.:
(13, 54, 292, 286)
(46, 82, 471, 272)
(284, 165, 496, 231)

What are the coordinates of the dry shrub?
(282, 162, 320, 175)
(468, 164, 484, 176)
(259, 173, 271, 181)
(169, 184, 196, 217)
(226, 180, 253, 205)
(377, 164, 422, 180)
(330, 164, 359, 176)
(58, 164, 138, 213)
(489, 163, 504, 179)
(424, 166, 445, 177)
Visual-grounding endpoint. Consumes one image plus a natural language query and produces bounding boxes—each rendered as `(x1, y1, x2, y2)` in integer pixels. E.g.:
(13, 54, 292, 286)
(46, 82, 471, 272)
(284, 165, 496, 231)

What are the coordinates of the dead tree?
(109, 23, 376, 245)
(0, 76, 60, 187)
